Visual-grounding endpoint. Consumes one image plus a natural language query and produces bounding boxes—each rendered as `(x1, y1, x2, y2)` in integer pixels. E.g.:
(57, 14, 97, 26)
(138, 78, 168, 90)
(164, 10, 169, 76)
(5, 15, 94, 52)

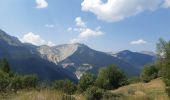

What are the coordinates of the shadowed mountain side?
(0, 30, 78, 82)
(60, 44, 140, 76)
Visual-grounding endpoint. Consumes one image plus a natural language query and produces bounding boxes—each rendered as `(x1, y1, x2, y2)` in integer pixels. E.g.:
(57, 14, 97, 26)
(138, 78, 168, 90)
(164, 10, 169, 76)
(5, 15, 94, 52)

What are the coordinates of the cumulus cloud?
(75, 17, 86, 27)
(79, 28, 104, 38)
(130, 39, 147, 45)
(20, 32, 55, 46)
(162, 0, 170, 8)
(81, 0, 164, 22)
(36, 0, 48, 8)
(69, 17, 104, 43)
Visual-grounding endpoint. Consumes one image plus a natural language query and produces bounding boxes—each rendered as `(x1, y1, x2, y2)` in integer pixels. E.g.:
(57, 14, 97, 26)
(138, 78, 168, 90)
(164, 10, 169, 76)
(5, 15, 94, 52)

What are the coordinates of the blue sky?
(0, 0, 170, 52)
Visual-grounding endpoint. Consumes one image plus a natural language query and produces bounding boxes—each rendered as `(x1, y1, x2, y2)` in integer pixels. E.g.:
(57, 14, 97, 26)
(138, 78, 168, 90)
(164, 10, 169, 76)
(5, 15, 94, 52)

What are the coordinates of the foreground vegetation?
(112, 78, 169, 100)
(0, 78, 168, 100)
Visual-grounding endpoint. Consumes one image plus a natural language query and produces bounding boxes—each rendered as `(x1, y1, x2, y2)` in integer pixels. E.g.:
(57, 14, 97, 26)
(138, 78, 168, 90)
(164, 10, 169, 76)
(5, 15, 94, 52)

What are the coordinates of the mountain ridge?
(0, 29, 156, 80)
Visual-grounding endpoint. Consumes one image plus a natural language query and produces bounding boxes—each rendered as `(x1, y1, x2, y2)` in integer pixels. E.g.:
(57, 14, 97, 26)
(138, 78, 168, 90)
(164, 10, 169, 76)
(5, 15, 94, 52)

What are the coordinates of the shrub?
(95, 65, 128, 90)
(156, 39, 170, 95)
(85, 86, 104, 100)
(0, 58, 10, 73)
(9, 74, 38, 91)
(54, 79, 76, 94)
(140, 64, 158, 82)
(78, 73, 95, 92)
(0, 70, 10, 92)
(22, 75, 38, 88)
(0, 59, 38, 92)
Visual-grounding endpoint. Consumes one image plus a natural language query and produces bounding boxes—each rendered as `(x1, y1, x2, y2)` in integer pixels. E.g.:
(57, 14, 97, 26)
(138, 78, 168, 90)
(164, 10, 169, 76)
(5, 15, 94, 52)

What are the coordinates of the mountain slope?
(38, 44, 140, 78)
(0, 29, 77, 82)
(111, 78, 168, 100)
(0, 29, 156, 80)
(113, 50, 156, 69)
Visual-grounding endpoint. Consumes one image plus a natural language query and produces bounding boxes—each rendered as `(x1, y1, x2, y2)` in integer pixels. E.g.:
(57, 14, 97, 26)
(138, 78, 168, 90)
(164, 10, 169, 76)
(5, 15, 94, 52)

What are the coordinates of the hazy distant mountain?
(0, 29, 77, 82)
(139, 51, 156, 56)
(112, 50, 156, 69)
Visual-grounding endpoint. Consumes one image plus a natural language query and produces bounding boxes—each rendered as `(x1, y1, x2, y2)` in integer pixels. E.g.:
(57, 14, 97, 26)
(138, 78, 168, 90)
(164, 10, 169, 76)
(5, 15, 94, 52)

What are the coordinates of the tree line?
(0, 58, 38, 92)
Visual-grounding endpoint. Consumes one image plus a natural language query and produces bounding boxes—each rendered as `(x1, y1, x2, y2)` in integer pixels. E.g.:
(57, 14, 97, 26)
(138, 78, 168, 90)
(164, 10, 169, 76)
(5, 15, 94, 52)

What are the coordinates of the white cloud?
(162, 0, 170, 8)
(20, 32, 55, 46)
(79, 28, 104, 38)
(130, 39, 147, 45)
(75, 17, 86, 27)
(69, 17, 104, 43)
(45, 24, 54, 28)
(36, 0, 48, 8)
(81, 0, 163, 22)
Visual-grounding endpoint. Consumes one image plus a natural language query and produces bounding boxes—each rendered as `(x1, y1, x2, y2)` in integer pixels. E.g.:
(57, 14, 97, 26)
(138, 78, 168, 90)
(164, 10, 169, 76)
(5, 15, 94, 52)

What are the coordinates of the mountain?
(112, 50, 156, 69)
(0, 29, 77, 82)
(0, 29, 156, 80)
(0, 30, 22, 46)
(38, 44, 140, 78)
(139, 51, 156, 56)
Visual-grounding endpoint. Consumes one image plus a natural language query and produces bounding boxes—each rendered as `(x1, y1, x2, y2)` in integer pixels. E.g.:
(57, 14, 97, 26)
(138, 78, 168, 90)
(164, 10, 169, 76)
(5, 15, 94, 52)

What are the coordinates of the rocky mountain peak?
(37, 43, 87, 64)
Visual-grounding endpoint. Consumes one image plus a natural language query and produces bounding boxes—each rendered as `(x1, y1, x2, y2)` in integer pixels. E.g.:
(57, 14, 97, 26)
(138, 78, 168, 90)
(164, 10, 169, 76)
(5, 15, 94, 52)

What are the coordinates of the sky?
(0, 0, 170, 52)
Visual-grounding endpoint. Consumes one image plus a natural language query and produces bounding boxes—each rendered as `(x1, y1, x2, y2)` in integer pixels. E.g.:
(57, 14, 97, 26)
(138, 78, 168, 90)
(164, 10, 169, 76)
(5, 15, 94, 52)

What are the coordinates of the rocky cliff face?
(37, 43, 79, 64)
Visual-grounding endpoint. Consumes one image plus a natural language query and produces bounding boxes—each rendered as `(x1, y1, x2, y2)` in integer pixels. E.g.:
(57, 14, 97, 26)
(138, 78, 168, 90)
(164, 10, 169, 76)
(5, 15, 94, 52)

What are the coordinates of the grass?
(0, 78, 169, 100)
(0, 89, 85, 100)
(111, 78, 169, 100)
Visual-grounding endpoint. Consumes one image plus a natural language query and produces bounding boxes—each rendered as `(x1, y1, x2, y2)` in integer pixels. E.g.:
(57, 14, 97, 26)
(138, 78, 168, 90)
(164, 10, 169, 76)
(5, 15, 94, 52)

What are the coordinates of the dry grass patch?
(111, 78, 169, 100)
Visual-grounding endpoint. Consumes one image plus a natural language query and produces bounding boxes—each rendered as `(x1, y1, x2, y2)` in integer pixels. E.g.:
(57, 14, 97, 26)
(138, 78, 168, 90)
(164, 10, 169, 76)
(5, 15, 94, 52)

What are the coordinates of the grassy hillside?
(0, 89, 86, 100)
(111, 78, 169, 100)
(0, 78, 169, 100)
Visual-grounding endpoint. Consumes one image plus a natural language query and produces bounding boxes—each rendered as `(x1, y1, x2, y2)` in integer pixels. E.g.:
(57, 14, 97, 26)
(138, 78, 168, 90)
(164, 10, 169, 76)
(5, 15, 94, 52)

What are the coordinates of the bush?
(0, 59, 38, 92)
(10, 74, 38, 91)
(10, 75, 23, 91)
(85, 86, 104, 100)
(0, 71, 10, 92)
(22, 75, 38, 88)
(95, 65, 128, 90)
(77, 73, 95, 92)
(140, 64, 158, 82)
(0, 58, 10, 73)
(54, 79, 76, 94)
(156, 39, 170, 95)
